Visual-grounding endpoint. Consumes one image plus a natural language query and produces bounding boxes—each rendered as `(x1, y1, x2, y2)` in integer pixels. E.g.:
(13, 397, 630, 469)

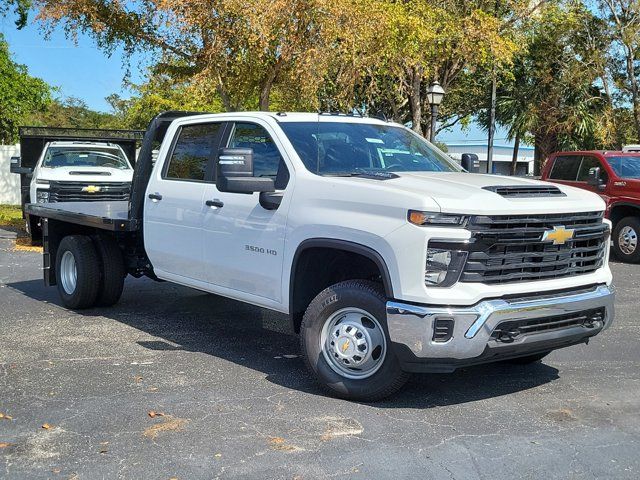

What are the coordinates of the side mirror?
(9, 156, 32, 175)
(216, 148, 274, 194)
(587, 167, 606, 191)
(461, 153, 480, 173)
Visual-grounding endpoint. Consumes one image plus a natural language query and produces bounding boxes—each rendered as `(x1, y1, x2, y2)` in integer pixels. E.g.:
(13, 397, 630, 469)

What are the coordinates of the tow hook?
(497, 329, 520, 343)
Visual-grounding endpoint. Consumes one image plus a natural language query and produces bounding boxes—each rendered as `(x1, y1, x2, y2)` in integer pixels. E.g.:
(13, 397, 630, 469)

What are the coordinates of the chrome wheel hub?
(619, 226, 638, 255)
(321, 308, 387, 379)
(60, 251, 78, 295)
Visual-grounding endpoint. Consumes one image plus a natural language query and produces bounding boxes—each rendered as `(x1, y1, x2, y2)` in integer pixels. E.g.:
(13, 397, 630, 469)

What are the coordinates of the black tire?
(612, 216, 640, 263)
(55, 235, 101, 309)
(91, 235, 126, 307)
(504, 351, 550, 365)
(300, 280, 410, 401)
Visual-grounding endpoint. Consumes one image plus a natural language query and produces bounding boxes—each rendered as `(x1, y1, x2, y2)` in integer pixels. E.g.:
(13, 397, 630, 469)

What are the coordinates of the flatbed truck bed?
(25, 201, 137, 232)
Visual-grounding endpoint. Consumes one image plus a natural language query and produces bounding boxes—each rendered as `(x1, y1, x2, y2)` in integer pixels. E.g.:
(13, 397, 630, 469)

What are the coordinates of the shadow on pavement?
(7, 277, 560, 408)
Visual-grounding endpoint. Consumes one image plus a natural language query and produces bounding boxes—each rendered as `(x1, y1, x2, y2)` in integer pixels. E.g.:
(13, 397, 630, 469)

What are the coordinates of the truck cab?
(25, 112, 615, 401)
(542, 150, 640, 263)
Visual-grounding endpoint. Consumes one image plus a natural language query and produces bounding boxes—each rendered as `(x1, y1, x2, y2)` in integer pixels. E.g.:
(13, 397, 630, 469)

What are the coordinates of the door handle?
(206, 199, 224, 208)
(148, 193, 163, 201)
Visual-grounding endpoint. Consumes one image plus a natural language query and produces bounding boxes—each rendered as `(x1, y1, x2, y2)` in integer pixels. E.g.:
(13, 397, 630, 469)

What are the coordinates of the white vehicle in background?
(29, 141, 134, 205)
(10, 126, 143, 243)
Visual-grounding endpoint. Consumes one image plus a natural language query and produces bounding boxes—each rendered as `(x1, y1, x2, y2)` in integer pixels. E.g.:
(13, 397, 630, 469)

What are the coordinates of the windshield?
(608, 156, 640, 179)
(279, 121, 461, 175)
(42, 146, 131, 170)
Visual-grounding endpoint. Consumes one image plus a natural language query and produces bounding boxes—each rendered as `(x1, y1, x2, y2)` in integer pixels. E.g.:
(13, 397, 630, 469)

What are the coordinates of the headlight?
(425, 247, 467, 287)
(409, 211, 467, 227)
(36, 190, 50, 203)
(36, 179, 50, 186)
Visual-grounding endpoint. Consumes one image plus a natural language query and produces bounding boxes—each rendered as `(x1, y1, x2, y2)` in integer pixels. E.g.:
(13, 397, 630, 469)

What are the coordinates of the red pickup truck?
(541, 150, 640, 263)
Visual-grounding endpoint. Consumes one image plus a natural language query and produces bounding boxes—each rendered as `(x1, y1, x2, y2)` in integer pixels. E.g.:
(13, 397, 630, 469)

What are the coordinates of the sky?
(0, 14, 515, 146)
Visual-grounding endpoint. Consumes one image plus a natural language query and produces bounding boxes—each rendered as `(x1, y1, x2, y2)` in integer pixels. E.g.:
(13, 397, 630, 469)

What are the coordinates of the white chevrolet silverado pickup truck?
(25, 111, 615, 401)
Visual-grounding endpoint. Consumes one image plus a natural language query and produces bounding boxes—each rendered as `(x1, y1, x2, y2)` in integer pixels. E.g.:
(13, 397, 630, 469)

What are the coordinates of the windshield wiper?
(323, 170, 399, 180)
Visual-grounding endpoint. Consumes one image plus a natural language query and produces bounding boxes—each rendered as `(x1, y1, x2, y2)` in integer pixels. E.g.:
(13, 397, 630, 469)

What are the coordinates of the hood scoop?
(69, 171, 111, 176)
(483, 185, 566, 198)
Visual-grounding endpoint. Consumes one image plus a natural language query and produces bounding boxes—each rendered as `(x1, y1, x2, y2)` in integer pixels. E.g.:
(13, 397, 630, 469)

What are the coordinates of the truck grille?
(48, 181, 131, 202)
(490, 307, 605, 343)
(461, 211, 608, 284)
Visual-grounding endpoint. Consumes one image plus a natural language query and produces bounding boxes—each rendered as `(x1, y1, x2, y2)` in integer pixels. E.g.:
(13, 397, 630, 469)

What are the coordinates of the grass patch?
(0, 204, 23, 229)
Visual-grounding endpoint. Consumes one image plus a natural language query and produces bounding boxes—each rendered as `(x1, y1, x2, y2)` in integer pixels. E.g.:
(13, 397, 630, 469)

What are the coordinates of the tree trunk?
(258, 59, 284, 112)
(534, 131, 558, 176)
(510, 133, 520, 176)
(216, 75, 233, 112)
(408, 66, 423, 134)
(259, 83, 272, 111)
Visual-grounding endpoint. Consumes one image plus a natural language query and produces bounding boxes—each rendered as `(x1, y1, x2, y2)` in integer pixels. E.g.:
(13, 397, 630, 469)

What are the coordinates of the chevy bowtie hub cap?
(619, 225, 638, 255)
(321, 308, 387, 379)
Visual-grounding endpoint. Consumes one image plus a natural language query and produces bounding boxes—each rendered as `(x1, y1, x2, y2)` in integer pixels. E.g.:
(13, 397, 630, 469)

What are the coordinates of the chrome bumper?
(386, 284, 615, 361)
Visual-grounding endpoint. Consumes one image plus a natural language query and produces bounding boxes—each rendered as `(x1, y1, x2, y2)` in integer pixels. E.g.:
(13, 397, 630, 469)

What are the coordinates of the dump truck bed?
(25, 201, 137, 232)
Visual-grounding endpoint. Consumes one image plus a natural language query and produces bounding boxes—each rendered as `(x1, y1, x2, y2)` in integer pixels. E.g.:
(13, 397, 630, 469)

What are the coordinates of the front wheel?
(300, 280, 410, 401)
(613, 216, 640, 263)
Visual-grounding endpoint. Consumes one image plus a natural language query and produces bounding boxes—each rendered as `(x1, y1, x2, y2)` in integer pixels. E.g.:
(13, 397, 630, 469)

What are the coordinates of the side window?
(228, 123, 283, 178)
(165, 123, 222, 181)
(549, 155, 581, 181)
(577, 156, 608, 183)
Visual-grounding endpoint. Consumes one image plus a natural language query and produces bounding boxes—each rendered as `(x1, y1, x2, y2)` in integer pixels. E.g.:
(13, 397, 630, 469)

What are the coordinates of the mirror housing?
(9, 156, 32, 175)
(587, 167, 606, 191)
(216, 148, 275, 194)
(461, 153, 480, 173)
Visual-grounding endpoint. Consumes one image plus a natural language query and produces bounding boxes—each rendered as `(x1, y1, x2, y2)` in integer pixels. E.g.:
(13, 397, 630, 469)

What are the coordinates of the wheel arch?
(288, 238, 394, 333)
(609, 202, 640, 227)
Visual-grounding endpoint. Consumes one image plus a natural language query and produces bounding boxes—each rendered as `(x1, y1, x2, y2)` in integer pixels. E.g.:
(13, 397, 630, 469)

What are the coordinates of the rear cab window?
(549, 155, 581, 181)
(164, 123, 224, 182)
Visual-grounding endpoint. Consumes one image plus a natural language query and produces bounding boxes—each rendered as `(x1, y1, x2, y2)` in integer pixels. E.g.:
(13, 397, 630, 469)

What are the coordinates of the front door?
(144, 121, 224, 283)
(202, 120, 291, 303)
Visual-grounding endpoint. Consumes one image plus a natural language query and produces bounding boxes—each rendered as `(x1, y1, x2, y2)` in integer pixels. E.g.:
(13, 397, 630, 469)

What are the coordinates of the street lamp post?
(426, 81, 445, 143)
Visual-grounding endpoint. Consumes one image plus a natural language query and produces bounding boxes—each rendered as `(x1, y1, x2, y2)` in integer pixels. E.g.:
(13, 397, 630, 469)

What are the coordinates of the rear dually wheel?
(55, 235, 101, 309)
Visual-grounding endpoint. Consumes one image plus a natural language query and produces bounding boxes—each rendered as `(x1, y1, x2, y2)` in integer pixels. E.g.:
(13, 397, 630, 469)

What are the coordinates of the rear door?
(144, 121, 225, 283)
(546, 154, 582, 187)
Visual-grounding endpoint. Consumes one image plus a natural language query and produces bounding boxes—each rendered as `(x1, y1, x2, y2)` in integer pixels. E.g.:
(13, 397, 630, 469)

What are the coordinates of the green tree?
(490, 2, 611, 173)
(33, 0, 371, 112)
(597, 0, 640, 140)
(0, 0, 32, 28)
(331, 1, 541, 138)
(0, 33, 51, 143)
(28, 96, 121, 129)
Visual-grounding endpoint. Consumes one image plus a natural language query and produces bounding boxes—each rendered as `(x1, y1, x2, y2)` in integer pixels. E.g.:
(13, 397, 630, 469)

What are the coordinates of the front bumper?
(387, 284, 615, 373)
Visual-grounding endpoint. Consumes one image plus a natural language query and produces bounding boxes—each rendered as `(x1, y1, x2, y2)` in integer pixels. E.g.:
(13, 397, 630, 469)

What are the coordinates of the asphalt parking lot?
(1, 238, 639, 479)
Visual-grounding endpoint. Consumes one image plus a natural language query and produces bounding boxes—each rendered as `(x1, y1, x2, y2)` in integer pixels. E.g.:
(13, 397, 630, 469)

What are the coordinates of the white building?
(0, 145, 21, 205)
(445, 143, 534, 176)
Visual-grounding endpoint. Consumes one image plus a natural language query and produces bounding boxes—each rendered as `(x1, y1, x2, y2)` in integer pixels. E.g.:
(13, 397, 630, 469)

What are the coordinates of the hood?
(37, 166, 133, 183)
(356, 172, 606, 215)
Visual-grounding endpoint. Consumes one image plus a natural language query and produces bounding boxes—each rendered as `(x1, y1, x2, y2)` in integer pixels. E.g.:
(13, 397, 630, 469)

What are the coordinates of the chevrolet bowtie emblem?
(82, 185, 101, 193)
(341, 339, 350, 353)
(542, 225, 575, 245)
